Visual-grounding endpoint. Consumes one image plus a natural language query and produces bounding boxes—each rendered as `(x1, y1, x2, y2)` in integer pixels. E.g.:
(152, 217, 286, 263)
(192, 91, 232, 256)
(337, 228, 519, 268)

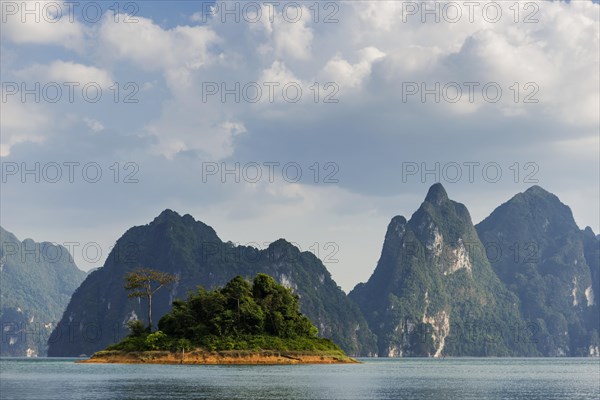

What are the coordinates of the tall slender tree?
(124, 268, 176, 331)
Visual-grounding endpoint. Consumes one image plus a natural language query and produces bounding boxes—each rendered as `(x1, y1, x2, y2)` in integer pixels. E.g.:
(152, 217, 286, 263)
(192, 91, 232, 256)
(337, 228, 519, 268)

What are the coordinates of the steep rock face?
(0, 227, 86, 356)
(582, 227, 600, 356)
(476, 186, 599, 356)
(47, 211, 376, 357)
(583, 227, 599, 307)
(350, 184, 535, 357)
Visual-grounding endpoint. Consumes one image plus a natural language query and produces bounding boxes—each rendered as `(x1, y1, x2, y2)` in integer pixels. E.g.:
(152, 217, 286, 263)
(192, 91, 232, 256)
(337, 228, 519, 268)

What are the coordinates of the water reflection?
(1, 358, 598, 400)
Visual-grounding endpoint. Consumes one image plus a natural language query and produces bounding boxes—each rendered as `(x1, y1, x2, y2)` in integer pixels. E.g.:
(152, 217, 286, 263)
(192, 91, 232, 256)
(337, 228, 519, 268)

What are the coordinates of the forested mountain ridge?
(47, 210, 376, 357)
(350, 184, 537, 357)
(39, 185, 600, 358)
(0, 227, 86, 356)
(476, 186, 599, 356)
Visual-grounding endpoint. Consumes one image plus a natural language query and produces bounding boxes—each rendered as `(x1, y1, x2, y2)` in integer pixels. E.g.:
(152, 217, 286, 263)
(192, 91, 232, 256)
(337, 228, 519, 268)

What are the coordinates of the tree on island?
(108, 273, 344, 356)
(158, 273, 318, 341)
(124, 267, 177, 331)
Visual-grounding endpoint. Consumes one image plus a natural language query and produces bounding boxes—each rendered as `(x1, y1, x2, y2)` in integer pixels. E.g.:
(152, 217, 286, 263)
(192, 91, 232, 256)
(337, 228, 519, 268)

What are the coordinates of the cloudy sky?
(1, 0, 599, 291)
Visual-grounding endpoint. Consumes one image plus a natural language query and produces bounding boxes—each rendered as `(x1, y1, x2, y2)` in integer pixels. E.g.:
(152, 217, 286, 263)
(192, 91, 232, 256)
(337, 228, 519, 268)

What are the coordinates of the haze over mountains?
(2, 184, 598, 357)
(0, 227, 86, 356)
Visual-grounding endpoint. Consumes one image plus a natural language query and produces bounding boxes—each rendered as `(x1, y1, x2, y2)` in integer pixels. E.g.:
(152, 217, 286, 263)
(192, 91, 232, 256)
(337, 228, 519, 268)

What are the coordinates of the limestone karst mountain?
(350, 184, 537, 357)
(0, 227, 86, 356)
(47, 210, 377, 357)
(476, 186, 599, 356)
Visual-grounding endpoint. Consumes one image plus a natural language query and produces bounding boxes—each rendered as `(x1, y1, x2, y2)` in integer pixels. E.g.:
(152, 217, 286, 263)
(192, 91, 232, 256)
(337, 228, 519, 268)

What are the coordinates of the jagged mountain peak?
(424, 183, 449, 205)
(410, 185, 473, 247)
(350, 184, 532, 357)
(584, 226, 597, 237)
(476, 188, 599, 357)
(0, 226, 19, 246)
(389, 215, 408, 226)
(385, 216, 408, 238)
(268, 237, 297, 248)
(152, 209, 203, 227)
(266, 238, 303, 262)
(524, 185, 553, 196)
(49, 212, 377, 357)
(142, 209, 220, 243)
(514, 185, 563, 206)
(153, 208, 181, 220)
(0, 226, 86, 357)
(478, 185, 578, 240)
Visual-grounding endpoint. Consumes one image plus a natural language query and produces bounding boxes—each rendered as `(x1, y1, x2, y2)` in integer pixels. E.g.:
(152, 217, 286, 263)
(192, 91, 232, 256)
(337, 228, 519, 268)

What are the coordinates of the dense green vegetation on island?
(106, 274, 345, 356)
(49, 210, 375, 357)
(42, 184, 598, 358)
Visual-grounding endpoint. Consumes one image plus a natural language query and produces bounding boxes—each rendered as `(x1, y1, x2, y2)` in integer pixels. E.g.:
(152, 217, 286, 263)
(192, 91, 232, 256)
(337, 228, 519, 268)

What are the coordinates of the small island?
(81, 273, 357, 364)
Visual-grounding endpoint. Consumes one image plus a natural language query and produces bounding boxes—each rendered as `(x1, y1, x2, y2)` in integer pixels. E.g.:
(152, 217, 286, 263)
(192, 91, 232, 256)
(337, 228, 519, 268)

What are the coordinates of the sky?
(1, 0, 599, 292)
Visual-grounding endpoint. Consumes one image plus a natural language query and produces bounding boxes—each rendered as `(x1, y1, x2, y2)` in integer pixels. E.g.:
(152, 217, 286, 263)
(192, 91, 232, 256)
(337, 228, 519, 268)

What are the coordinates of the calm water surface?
(1, 358, 598, 400)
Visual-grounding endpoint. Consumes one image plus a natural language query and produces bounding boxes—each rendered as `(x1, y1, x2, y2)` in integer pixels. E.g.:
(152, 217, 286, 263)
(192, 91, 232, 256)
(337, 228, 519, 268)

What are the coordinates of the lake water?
(1, 358, 598, 400)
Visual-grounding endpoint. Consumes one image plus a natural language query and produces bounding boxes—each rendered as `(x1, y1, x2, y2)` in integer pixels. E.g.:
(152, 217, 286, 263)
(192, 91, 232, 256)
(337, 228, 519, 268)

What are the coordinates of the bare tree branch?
(124, 267, 177, 331)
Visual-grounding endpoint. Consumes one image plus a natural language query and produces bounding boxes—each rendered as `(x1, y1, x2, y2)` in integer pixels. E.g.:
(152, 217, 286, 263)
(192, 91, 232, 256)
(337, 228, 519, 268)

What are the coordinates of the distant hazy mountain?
(0, 227, 86, 356)
(476, 186, 599, 356)
(47, 210, 377, 357)
(350, 184, 536, 357)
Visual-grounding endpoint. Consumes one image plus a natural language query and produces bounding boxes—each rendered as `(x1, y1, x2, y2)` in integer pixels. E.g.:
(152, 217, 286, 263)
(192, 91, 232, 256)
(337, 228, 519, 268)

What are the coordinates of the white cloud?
(251, 3, 314, 60)
(144, 102, 247, 160)
(260, 60, 298, 83)
(327, 1, 598, 126)
(15, 61, 113, 88)
(356, 1, 406, 32)
(321, 47, 386, 90)
(1, 0, 86, 50)
(2, 0, 598, 288)
(97, 15, 219, 87)
(83, 117, 105, 133)
(0, 95, 48, 156)
(190, 11, 205, 23)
